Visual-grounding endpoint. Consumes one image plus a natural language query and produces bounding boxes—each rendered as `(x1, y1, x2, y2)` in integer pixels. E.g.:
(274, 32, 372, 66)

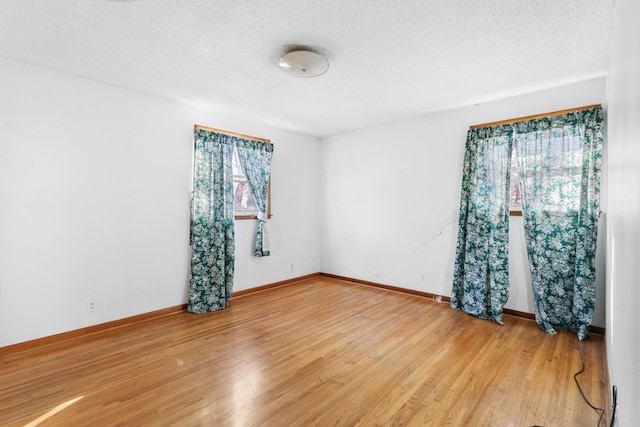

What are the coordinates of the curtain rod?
(469, 104, 602, 129)
(194, 124, 271, 143)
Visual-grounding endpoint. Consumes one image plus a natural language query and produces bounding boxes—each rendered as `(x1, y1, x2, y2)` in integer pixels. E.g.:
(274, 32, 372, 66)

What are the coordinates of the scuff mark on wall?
(411, 219, 456, 255)
(405, 218, 457, 288)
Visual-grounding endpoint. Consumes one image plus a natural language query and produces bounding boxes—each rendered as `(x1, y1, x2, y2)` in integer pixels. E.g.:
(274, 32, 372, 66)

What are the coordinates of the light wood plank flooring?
(0, 277, 609, 426)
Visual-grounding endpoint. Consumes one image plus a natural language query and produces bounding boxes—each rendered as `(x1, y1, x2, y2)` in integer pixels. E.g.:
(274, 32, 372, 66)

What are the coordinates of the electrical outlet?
(420, 274, 427, 282)
(290, 263, 294, 271)
(88, 301, 96, 312)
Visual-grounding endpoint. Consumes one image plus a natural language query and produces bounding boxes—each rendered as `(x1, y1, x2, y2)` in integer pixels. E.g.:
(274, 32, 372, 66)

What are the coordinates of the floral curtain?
(451, 125, 513, 324)
(514, 108, 603, 339)
(188, 129, 235, 313)
(235, 139, 274, 257)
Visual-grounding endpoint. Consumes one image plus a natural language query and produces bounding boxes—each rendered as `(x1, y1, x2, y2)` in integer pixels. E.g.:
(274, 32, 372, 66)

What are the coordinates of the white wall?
(0, 56, 320, 347)
(320, 78, 607, 325)
(606, 0, 640, 424)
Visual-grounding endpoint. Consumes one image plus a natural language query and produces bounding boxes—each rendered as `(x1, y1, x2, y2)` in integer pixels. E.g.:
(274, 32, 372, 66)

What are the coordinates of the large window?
(509, 133, 584, 216)
(453, 105, 604, 339)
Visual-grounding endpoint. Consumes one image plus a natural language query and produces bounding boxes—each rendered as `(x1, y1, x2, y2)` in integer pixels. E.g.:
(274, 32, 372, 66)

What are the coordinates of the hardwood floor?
(0, 277, 609, 426)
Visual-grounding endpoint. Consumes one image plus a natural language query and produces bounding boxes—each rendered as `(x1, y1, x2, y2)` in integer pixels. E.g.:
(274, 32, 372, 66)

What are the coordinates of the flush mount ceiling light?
(278, 49, 329, 78)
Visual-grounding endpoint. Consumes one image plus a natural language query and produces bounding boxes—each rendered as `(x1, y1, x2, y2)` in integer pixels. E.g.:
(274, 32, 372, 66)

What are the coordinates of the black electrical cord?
(609, 385, 617, 427)
(574, 339, 605, 426)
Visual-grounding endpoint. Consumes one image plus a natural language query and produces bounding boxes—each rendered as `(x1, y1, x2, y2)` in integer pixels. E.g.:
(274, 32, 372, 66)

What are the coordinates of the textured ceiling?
(0, 0, 616, 137)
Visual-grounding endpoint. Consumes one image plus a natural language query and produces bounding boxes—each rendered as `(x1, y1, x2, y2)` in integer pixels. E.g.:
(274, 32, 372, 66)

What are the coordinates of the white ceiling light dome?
(278, 49, 329, 78)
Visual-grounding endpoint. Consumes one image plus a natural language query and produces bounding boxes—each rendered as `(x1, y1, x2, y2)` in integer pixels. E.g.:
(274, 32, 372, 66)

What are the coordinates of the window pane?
(233, 181, 259, 213)
(510, 148, 521, 211)
(518, 135, 582, 213)
(232, 145, 259, 215)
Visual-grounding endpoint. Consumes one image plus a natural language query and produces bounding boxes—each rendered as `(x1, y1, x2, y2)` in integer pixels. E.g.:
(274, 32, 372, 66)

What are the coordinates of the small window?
(232, 144, 271, 220)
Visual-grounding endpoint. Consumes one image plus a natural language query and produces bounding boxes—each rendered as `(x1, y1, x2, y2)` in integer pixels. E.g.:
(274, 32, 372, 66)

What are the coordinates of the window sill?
(235, 214, 273, 220)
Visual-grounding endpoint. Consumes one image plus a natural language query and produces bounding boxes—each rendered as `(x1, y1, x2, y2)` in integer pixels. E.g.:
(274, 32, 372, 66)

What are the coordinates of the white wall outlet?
(88, 301, 96, 312)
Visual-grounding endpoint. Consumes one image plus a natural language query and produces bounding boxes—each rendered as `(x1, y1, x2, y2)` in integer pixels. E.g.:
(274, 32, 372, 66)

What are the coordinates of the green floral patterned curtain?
(514, 108, 603, 339)
(451, 125, 513, 324)
(188, 129, 235, 313)
(235, 139, 274, 257)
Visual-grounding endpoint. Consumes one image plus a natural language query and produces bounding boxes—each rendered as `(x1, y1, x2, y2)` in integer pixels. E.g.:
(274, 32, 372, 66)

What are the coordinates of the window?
(510, 133, 584, 216)
(509, 148, 522, 215)
(232, 144, 272, 220)
(454, 106, 603, 336)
